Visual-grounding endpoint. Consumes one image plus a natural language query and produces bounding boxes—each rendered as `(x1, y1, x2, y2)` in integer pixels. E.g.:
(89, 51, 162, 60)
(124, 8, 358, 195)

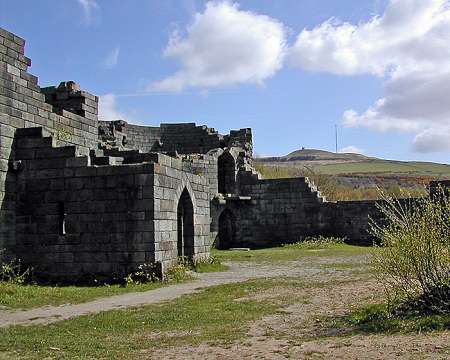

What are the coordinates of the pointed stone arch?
(177, 187, 195, 259)
(218, 151, 236, 194)
(173, 175, 197, 260)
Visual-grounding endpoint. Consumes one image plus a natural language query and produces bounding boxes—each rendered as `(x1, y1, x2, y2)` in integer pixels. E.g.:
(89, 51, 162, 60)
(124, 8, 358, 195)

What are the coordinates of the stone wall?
(11, 126, 212, 281)
(214, 176, 327, 248)
(98, 120, 160, 152)
(153, 155, 211, 270)
(182, 154, 218, 199)
(0, 27, 98, 257)
(98, 120, 253, 158)
(322, 200, 381, 245)
(214, 174, 429, 248)
(14, 128, 154, 282)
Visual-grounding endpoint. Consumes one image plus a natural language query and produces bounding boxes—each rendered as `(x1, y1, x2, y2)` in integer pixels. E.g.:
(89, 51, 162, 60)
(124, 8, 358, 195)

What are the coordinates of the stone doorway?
(218, 152, 236, 194)
(177, 188, 194, 259)
(217, 209, 236, 249)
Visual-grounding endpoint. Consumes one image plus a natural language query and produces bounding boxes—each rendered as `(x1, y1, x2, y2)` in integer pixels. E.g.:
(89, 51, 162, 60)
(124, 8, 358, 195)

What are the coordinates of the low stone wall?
(322, 200, 381, 245)
(218, 177, 326, 248)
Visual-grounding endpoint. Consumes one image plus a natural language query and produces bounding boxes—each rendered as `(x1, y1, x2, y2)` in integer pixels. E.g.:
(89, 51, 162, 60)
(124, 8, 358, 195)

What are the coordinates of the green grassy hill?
(259, 149, 450, 178)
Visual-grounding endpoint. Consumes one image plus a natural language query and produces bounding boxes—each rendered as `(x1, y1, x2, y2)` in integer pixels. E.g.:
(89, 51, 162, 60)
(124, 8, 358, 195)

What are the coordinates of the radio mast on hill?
(335, 124, 338, 153)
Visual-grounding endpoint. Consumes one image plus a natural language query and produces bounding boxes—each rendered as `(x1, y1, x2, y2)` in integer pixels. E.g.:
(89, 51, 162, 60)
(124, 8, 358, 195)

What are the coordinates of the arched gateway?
(177, 188, 194, 259)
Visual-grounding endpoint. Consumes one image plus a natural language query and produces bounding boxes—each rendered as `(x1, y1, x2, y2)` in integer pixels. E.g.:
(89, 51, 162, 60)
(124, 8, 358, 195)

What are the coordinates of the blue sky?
(1, 0, 449, 163)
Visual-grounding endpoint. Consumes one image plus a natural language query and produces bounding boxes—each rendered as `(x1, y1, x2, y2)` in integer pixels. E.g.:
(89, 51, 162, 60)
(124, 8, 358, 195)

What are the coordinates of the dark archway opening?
(177, 188, 194, 259)
(218, 152, 236, 194)
(217, 209, 236, 250)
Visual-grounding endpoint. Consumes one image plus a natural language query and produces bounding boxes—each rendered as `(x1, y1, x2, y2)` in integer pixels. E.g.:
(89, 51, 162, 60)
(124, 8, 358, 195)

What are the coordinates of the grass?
(0, 256, 227, 310)
(333, 303, 450, 334)
(0, 278, 304, 359)
(193, 261, 229, 273)
(0, 281, 171, 310)
(213, 244, 372, 263)
(314, 160, 450, 176)
(0, 245, 370, 310)
(254, 162, 432, 201)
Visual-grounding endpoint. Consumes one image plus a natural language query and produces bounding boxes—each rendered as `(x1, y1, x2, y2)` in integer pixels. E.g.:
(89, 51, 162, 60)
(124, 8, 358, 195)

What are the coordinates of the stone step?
(35, 146, 77, 159)
(15, 127, 51, 139)
(16, 136, 53, 149)
(92, 156, 124, 166)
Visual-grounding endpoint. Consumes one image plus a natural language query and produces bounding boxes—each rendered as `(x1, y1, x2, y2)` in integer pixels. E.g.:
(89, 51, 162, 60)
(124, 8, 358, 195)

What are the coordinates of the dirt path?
(0, 256, 358, 328)
(149, 279, 450, 360)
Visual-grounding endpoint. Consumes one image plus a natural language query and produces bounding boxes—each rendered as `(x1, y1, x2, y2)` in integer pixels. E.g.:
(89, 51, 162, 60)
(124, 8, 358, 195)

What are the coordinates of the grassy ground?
(1, 245, 447, 359)
(193, 261, 229, 273)
(260, 159, 450, 177)
(0, 258, 228, 310)
(0, 278, 304, 359)
(213, 243, 371, 263)
(333, 303, 450, 334)
(314, 160, 450, 176)
(0, 281, 171, 310)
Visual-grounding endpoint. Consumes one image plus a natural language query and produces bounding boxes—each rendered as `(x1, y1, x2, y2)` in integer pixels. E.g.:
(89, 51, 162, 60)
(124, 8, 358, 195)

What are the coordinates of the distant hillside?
(262, 149, 371, 163)
(258, 149, 450, 178)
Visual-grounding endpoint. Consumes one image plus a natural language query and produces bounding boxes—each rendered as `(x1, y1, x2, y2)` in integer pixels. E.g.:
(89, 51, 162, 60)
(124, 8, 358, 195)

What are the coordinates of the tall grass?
(255, 163, 427, 201)
(370, 188, 450, 314)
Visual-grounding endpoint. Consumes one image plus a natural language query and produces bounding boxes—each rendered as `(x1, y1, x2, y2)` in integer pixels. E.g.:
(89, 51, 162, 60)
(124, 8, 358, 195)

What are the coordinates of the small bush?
(165, 257, 192, 282)
(283, 236, 346, 249)
(370, 187, 450, 314)
(0, 250, 32, 285)
(124, 263, 161, 286)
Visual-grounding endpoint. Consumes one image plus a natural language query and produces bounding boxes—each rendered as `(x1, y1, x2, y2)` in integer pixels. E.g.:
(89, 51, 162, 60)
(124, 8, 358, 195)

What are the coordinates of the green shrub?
(283, 236, 346, 249)
(370, 187, 450, 314)
(124, 263, 161, 286)
(165, 257, 192, 282)
(0, 250, 32, 285)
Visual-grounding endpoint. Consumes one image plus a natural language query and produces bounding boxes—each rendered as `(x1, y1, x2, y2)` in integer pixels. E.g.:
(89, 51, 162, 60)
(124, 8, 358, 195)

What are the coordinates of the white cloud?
(77, 0, 99, 22)
(98, 94, 128, 121)
(290, 0, 450, 153)
(149, 1, 287, 92)
(103, 46, 120, 69)
(339, 145, 364, 154)
(413, 126, 450, 152)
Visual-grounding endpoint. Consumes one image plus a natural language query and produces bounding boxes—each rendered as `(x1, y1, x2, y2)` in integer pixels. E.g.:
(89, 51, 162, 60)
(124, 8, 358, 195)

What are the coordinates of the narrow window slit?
(58, 202, 66, 236)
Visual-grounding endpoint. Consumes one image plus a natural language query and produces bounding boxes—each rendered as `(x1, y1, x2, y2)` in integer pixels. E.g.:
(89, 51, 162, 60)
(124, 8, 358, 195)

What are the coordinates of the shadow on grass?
(329, 303, 450, 336)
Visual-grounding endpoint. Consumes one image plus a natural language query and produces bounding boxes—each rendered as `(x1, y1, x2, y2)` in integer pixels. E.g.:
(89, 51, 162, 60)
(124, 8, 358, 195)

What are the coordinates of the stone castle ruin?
(0, 27, 447, 282)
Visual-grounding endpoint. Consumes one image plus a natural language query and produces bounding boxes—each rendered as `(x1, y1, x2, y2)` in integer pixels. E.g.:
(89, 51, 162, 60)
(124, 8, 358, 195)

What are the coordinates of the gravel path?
(0, 259, 340, 328)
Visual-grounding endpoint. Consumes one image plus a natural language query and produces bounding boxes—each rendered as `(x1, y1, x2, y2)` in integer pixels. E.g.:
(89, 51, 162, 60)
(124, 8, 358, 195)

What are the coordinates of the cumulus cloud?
(413, 127, 450, 152)
(290, 0, 450, 153)
(149, 1, 287, 92)
(103, 46, 120, 69)
(98, 94, 128, 121)
(339, 145, 364, 154)
(76, 0, 99, 22)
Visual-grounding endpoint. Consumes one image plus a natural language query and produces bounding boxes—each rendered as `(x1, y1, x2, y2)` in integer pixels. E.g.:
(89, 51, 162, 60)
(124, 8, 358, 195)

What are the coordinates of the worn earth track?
(1, 254, 449, 359)
(0, 258, 345, 328)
